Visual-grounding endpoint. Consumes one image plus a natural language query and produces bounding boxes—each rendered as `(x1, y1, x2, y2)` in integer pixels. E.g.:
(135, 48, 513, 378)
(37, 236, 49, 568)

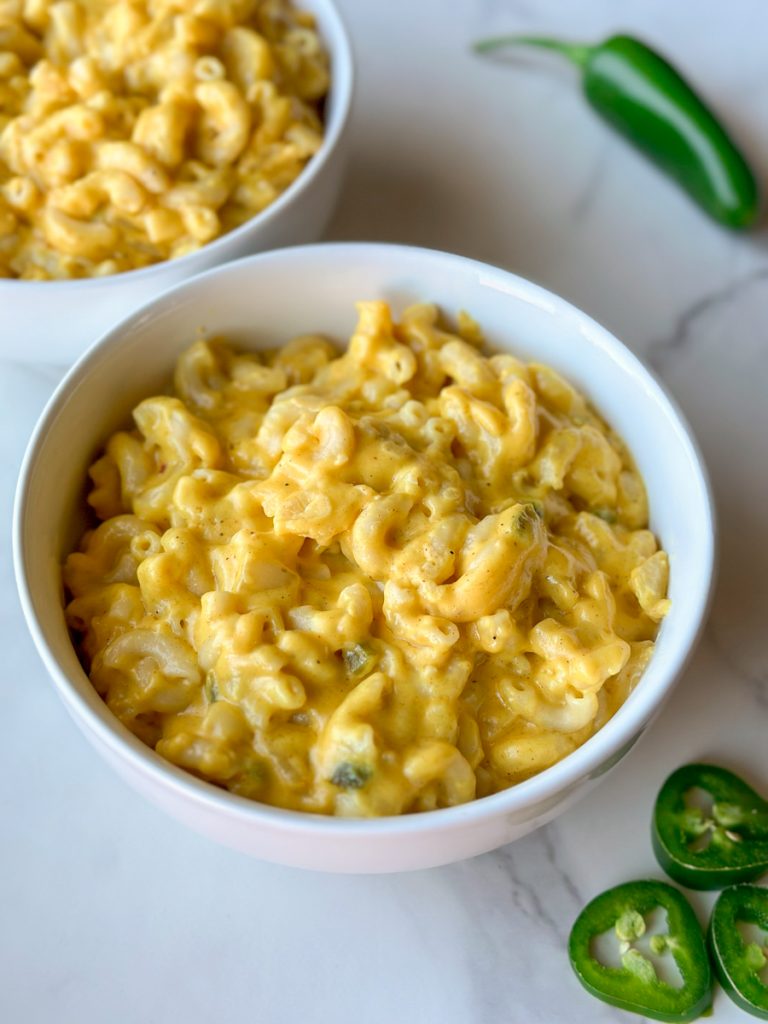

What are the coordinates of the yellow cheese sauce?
(63, 301, 670, 816)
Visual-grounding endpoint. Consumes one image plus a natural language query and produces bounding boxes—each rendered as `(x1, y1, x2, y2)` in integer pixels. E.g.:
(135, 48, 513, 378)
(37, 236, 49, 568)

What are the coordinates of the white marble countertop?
(2, 1, 767, 1021)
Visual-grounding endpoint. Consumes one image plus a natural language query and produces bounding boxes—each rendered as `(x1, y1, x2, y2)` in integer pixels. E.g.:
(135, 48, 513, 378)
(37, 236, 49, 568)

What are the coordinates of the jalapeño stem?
(473, 35, 594, 67)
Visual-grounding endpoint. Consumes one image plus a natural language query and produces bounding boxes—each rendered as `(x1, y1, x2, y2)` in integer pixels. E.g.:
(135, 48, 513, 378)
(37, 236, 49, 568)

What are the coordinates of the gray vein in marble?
(0, 358, 66, 383)
(646, 265, 768, 373)
(569, 140, 611, 223)
(540, 824, 585, 909)
(491, 827, 583, 943)
(458, 834, 629, 1024)
(706, 626, 768, 713)
(448, 855, 559, 1024)
(498, 848, 562, 939)
(473, 0, 539, 24)
(449, 861, 518, 1024)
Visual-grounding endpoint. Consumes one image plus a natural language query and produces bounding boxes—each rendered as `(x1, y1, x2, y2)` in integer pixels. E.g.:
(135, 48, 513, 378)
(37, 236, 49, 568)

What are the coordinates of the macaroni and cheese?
(0, 0, 328, 279)
(63, 302, 670, 816)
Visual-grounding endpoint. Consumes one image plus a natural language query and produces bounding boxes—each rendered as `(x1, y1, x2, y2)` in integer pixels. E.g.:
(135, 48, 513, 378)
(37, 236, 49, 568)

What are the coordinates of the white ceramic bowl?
(0, 0, 353, 366)
(14, 243, 716, 873)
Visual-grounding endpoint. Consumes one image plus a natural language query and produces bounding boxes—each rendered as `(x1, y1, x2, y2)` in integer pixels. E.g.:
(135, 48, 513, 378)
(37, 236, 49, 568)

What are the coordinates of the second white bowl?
(1, 0, 353, 365)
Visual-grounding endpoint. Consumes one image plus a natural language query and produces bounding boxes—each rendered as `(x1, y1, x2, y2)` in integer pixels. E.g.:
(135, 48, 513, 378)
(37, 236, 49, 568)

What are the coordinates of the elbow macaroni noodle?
(64, 302, 671, 816)
(0, 0, 327, 279)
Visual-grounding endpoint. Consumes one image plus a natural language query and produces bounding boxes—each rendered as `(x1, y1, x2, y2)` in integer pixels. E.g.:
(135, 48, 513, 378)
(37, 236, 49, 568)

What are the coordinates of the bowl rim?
(13, 241, 717, 839)
(0, 0, 354, 292)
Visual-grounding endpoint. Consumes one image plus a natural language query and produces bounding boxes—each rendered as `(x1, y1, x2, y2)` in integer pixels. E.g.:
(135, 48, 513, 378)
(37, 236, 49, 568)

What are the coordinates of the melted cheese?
(63, 301, 670, 816)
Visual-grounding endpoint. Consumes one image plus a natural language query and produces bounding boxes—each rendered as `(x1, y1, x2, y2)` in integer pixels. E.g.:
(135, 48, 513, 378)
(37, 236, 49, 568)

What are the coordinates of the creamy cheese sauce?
(64, 301, 670, 816)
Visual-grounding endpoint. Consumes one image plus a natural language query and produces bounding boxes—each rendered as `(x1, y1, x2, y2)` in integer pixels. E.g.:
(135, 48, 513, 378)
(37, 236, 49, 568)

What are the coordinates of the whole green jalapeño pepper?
(474, 33, 759, 228)
(708, 885, 768, 1019)
(569, 880, 712, 1021)
(653, 764, 768, 890)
